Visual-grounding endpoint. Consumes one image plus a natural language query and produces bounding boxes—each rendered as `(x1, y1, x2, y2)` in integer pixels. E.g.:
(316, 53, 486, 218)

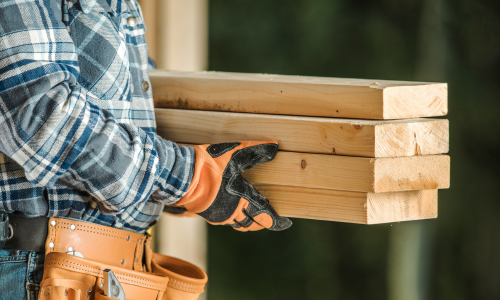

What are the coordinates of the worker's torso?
(0, 0, 161, 233)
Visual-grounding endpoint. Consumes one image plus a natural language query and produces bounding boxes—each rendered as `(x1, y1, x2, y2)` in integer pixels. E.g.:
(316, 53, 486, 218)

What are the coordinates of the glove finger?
(231, 207, 265, 231)
(228, 177, 292, 231)
(231, 218, 265, 232)
(227, 142, 278, 173)
(246, 201, 292, 231)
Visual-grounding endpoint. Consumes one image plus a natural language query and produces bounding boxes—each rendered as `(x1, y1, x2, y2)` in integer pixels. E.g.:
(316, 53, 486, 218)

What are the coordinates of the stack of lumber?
(150, 70, 450, 225)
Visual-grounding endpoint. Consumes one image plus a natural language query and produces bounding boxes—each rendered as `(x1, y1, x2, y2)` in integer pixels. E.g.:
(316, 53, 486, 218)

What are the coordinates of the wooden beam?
(155, 108, 449, 158)
(244, 153, 449, 193)
(178, 143, 449, 193)
(255, 186, 438, 224)
(150, 70, 447, 120)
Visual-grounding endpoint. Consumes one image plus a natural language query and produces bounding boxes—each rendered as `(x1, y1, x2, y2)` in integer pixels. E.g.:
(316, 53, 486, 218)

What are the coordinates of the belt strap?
(3, 214, 48, 253)
(0, 211, 8, 249)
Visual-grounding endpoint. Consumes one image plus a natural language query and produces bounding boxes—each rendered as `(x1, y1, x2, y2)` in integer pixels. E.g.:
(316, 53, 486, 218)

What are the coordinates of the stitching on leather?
(55, 223, 142, 242)
(45, 261, 101, 276)
(46, 258, 101, 271)
(169, 279, 204, 288)
(54, 222, 144, 244)
(55, 220, 142, 240)
(113, 272, 168, 288)
(167, 282, 203, 292)
(48, 258, 167, 288)
(45, 260, 167, 289)
(55, 221, 135, 237)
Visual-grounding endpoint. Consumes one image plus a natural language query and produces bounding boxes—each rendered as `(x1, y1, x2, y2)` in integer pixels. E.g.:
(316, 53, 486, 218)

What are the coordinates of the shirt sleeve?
(0, 1, 194, 214)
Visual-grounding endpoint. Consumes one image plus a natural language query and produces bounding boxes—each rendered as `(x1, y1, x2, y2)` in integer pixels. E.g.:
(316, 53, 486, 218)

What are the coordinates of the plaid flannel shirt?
(0, 0, 195, 233)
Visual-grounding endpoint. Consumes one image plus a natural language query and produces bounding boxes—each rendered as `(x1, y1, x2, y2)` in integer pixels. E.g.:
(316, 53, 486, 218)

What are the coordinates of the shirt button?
(127, 16, 137, 26)
(142, 81, 149, 91)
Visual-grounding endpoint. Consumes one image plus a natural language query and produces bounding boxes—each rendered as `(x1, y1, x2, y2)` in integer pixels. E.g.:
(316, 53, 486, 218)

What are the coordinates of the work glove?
(173, 140, 292, 232)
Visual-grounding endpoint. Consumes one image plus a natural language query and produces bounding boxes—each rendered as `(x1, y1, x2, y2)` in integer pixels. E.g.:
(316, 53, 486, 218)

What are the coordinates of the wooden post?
(138, 0, 209, 288)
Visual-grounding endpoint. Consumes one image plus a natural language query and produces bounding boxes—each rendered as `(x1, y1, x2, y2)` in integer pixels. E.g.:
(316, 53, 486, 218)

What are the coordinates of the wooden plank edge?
(254, 186, 438, 224)
(155, 108, 449, 158)
(150, 69, 447, 120)
(178, 143, 450, 193)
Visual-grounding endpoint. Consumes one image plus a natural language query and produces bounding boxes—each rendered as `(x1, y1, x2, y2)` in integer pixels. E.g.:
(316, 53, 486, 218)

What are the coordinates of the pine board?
(255, 186, 438, 224)
(155, 108, 449, 158)
(244, 153, 450, 193)
(150, 70, 447, 120)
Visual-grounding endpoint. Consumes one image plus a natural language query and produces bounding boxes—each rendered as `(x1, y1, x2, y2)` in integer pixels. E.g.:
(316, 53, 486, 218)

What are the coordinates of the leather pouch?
(150, 253, 208, 300)
(39, 252, 169, 300)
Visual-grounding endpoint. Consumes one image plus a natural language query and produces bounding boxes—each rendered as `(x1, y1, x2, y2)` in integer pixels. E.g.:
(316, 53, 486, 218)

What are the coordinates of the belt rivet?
(121, 259, 125, 264)
(99, 283, 104, 288)
(68, 246, 73, 252)
(127, 235, 130, 241)
(44, 290, 50, 296)
(49, 242, 54, 248)
(86, 288, 92, 295)
(70, 224, 76, 230)
(64, 290, 68, 296)
(50, 220, 56, 226)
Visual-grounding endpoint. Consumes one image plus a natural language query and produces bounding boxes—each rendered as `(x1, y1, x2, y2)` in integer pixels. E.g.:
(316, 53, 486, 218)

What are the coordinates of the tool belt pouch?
(39, 252, 169, 300)
(150, 253, 208, 300)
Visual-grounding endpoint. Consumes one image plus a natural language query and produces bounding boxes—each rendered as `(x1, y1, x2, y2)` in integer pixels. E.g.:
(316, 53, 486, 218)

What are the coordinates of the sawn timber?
(150, 70, 447, 120)
(155, 108, 449, 158)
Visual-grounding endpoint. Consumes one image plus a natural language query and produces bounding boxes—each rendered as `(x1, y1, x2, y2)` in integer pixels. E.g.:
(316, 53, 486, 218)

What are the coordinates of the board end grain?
(367, 190, 438, 224)
(382, 83, 448, 119)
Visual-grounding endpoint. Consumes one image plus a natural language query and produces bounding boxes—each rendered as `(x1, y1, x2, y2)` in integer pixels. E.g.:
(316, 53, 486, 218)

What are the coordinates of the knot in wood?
(301, 159, 306, 169)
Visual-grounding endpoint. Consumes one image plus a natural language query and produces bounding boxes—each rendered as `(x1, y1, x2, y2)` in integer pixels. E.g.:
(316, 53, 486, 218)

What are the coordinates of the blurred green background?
(206, 0, 500, 299)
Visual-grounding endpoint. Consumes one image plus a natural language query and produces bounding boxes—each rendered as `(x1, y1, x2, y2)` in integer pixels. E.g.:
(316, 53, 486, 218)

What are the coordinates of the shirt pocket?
(66, 0, 131, 102)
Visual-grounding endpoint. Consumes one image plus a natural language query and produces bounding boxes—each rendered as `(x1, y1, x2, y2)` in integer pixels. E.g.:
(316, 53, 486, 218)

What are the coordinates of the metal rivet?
(121, 259, 125, 265)
(126, 236, 130, 241)
(70, 224, 76, 230)
(127, 16, 137, 26)
(27, 284, 34, 291)
(86, 288, 92, 295)
(142, 81, 149, 91)
(68, 246, 73, 252)
(64, 290, 68, 296)
(50, 220, 56, 226)
(99, 283, 104, 288)
(44, 290, 50, 295)
(49, 242, 54, 248)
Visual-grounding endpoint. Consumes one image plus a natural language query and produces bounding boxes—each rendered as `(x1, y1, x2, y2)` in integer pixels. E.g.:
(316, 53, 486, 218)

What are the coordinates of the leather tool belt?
(6, 216, 208, 300)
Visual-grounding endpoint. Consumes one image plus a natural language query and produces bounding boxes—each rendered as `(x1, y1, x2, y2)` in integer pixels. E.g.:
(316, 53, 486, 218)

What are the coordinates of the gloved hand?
(174, 140, 292, 232)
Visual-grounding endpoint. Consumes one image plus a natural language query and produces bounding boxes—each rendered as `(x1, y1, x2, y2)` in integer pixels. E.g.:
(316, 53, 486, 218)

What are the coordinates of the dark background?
(206, 0, 500, 299)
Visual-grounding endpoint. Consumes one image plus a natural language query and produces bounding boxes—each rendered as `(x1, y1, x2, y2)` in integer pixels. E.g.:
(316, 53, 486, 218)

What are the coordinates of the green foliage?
(207, 0, 500, 299)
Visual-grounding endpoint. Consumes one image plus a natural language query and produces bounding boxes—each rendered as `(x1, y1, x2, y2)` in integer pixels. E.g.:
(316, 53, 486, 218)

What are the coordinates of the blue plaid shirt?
(0, 0, 195, 233)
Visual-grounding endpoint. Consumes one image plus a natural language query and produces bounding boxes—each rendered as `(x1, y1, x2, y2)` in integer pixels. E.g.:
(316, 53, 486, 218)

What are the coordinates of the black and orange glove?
(173, 140, 292, 232)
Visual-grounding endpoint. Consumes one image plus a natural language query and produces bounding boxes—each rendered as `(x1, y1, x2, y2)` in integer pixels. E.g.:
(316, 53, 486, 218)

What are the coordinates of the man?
(0, 0, 291, 299)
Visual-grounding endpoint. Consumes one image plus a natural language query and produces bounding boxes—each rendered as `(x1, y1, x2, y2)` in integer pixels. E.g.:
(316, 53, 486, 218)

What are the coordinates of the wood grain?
(255, 186, 438, 224)
(155, 108, 449, 158)
(150, 70, 447, 120)
(243, 152, 449, 193)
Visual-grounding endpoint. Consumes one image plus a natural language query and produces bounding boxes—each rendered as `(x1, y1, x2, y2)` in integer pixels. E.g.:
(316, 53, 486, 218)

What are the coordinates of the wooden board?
(179, 142, 449, 193)
(243, 153, 449, 193)
(150, 70, 447, 120)
(255, 186, 438, 224)
(155, 108, 449, 157)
